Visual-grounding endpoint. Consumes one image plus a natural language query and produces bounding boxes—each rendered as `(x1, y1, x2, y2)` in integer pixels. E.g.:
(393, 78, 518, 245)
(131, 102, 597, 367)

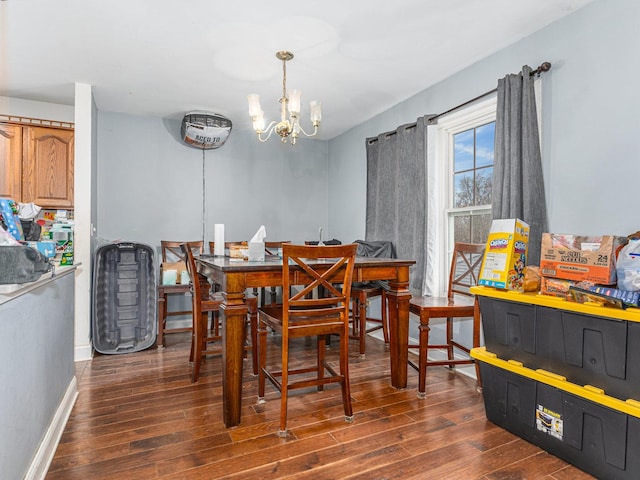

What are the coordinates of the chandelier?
(247, 51, 321, 145)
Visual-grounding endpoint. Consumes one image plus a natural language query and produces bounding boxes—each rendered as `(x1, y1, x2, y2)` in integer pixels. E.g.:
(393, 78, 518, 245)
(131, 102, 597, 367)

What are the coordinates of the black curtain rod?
(367, 62, 551, 144)
(428, 61, 551, 123)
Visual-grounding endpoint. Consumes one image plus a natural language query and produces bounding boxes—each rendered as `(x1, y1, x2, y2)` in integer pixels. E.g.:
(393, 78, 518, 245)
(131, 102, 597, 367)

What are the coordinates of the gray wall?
(326, 0, 639, 353)
(328, 0, 639, 243)
(97, 112, 330, 252)
(0, 273, 75, 480)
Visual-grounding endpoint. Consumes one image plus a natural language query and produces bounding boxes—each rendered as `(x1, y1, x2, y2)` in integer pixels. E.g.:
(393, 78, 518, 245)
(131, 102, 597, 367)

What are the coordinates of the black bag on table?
(0, 245, 52, 284)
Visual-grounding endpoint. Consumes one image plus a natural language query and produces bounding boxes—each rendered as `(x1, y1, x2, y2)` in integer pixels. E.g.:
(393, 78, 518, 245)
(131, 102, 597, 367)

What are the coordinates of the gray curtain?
(365, 116, 430, 292)
(493, 65, 548, 265)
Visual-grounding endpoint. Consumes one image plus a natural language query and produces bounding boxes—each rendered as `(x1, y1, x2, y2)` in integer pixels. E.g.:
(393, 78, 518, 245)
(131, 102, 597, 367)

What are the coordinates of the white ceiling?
(1, 0, 594, 139)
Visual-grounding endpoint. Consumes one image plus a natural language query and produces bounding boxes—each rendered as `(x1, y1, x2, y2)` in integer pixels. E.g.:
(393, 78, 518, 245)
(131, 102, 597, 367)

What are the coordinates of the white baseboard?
(24, 377, 79, 480)
(74, 343, 94, 362)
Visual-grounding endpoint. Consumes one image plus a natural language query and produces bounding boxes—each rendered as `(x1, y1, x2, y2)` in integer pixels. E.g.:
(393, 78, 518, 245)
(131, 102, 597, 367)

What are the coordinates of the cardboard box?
(478, 218, 530, 291)
(539, 233, 626, 284)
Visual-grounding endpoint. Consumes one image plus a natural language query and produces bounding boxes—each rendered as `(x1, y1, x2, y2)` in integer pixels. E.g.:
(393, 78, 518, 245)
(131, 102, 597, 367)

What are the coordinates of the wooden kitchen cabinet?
(0, 124, 23, 200)
(0, 123, 74, 208)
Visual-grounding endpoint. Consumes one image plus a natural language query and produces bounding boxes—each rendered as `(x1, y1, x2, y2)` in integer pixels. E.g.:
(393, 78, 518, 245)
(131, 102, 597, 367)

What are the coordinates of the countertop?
(0, 264, 78, 305)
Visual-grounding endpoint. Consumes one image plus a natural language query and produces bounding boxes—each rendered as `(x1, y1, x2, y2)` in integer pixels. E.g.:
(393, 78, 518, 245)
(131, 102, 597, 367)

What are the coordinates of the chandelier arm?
(257, 121, 278, 142)
(296, 124, 319, 138)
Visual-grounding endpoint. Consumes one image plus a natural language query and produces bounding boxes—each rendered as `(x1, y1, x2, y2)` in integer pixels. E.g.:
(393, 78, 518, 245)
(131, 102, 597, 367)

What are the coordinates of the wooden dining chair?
(181, 244, 223, 382)
(349, 240, 396, 357)
(157, 240, 204, 347)
(182, 244, 259, 380)
(258, 243, 358, 437)
(206, 240, 260, 374)
(262, 240, 290, 306)
(408, 242, 486, 398)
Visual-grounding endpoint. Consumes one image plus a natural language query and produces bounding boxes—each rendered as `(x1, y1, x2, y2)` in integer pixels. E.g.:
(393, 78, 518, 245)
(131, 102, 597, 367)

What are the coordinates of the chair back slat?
(448, 242, 486, 297)
(282, 244, 357, 326)
(161, 240, 203, 262)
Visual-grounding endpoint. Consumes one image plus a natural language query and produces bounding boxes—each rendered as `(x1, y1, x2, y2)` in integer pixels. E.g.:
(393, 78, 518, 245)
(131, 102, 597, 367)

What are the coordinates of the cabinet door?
(23, 126, 74, 208)
(0, 124, 23, 201)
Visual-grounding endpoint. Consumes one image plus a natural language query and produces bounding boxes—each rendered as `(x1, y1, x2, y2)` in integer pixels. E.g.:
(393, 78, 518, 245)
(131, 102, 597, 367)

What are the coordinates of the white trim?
(24, 377, 78, 480)
(425, 123, 440, 296)
(74, 344, 94, 362)
(434, 94, 497, 293)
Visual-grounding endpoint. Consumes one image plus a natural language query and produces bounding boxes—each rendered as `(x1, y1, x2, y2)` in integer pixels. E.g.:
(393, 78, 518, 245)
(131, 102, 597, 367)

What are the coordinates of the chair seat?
(260, 306, 345, 336)
(410, 294, 475, 317)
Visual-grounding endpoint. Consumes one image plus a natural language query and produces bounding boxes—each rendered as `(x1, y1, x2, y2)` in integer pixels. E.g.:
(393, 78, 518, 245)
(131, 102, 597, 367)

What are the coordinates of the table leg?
(386, 266, 412, 389)
(221, 282, 249, 427)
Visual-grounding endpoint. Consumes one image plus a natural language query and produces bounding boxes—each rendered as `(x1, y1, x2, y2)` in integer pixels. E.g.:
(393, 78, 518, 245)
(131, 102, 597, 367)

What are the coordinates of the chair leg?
(358, 292, 367, 356)
(257, 320, 267, 400)
(417, 313, 430, 398)
(446, 317, 455, 366)
(340, 331, 353, 421)
(157, 294, 166, 348)
(349, 298, 357, 336)
(473, 299, 482, 392)
(317, 335, 326, 392)
(188, 320, 195, 363)
(381, 290, 389, 344)
(249, 307, 258, 375)
(191, 312, 205, 382)
(278, 336, 290, 437)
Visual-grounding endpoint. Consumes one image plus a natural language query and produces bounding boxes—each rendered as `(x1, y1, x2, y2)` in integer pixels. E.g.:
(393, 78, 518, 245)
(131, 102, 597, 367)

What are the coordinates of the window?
(427, 96, 496, 295)
(450, 121, 494, 244)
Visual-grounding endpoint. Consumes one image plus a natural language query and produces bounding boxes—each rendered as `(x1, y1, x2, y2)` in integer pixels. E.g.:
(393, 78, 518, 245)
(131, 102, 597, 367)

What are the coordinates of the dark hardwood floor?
(46, 332, 593, 479)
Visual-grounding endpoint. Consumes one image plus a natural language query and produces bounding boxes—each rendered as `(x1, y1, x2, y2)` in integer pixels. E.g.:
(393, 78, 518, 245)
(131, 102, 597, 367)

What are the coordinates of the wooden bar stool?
(157, 240, 203, 347)
(408, 242, 485, 398)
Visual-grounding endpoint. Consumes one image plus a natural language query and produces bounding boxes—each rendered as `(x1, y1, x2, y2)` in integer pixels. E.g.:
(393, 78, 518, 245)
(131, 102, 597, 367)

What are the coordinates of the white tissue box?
(248, 241, 265, 261)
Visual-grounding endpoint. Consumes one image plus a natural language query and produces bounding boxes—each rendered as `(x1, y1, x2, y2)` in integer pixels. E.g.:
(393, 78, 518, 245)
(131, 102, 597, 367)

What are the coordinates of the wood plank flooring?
(46, 333, 594, 479)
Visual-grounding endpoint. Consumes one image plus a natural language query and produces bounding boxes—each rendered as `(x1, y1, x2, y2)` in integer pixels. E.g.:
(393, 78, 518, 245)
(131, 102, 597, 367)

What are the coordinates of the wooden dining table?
(196, 253, 416, 428)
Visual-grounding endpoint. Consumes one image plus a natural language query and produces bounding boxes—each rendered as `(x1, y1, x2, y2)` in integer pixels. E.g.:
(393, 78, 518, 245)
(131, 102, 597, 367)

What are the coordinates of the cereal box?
(478, 218, 530, 291)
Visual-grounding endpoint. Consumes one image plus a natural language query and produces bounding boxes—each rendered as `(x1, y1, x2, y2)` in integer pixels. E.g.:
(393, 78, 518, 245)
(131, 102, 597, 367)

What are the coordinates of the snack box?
(478, 218, 530, 291)
(26, 241, 56, 259)
(540, 233, 626, 284)
(0, 198, 24, 241)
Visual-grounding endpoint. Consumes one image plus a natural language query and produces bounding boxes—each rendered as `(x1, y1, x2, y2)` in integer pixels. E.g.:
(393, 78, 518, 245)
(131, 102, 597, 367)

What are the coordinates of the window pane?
(454, 216, 472, 243)
(475, 122, 495, 168)
(475, 166, 493, 205)
(454, 171, 474, 208)
(471, 213, 493, 244)
(454, 129, 474, 172)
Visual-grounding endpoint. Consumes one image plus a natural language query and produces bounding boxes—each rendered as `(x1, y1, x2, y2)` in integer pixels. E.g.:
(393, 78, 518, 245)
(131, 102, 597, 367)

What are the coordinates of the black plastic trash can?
(92, 242, 157, 354)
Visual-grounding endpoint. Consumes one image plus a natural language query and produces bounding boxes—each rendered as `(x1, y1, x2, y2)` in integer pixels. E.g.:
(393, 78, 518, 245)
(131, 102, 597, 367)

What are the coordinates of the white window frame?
(429, 95, 497, 296)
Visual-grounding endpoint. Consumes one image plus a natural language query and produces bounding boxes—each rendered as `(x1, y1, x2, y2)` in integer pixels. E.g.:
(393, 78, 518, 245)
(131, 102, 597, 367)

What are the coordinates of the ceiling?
(1, 0, 594, 139)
